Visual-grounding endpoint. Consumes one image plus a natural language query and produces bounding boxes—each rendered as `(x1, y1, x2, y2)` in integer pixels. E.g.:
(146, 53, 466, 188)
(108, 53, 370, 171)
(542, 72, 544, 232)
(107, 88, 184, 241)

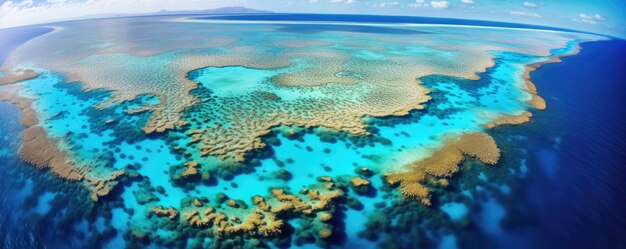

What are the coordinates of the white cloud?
(578, 13, 604, 25)
(594, 14, 604, 21)
(510, 10, 541, 18)
(409, 0, 427, 8)
(460, 0, 473, 4)
(523, 1, 537, 8)
(326, 0, 356, 4)
(375, 1, 399, 7)
(430, 1, 449, 8)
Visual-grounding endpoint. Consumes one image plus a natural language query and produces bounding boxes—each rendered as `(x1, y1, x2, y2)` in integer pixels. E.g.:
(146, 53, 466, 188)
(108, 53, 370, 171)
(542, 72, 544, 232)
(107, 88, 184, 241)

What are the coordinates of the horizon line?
(0, 10, 620, 40)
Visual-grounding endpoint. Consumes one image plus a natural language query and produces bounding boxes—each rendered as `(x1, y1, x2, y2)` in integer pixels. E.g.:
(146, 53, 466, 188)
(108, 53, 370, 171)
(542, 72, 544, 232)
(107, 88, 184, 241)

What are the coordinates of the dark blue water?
(501, 39, 626, 248)
(275, 24, 429, 35)
(194, 13, 607, 37)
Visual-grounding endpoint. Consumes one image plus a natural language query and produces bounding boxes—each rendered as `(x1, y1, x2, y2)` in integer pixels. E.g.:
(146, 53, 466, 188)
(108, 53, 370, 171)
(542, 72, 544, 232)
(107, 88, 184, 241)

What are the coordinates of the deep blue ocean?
(0, 15, 625, 249)
(195, 13, 593, 35)
(503, 39, 626, 248)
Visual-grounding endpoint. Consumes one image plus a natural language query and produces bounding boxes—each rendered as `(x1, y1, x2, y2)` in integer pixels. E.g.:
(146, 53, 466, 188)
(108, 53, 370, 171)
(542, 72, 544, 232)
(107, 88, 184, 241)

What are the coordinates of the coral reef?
(150, 183, 344, 241)
(485, 111, 533, 129)
(0, 86, 88, 181)
(0, 84, 127, 202)
(2, 19, 587, 162)
(351, 177, 370, 188)
(0, 68, 39, 85)
(181, 161, 199, 177)
(350, 176, 372, 195)
(522, 43, 581, 110)
(177, 68, 430, 160)
(88, 170, 126, 201)
(385, 132, 500, 205)
(152, 206, 180, 220)
(19, 125, 86, 180)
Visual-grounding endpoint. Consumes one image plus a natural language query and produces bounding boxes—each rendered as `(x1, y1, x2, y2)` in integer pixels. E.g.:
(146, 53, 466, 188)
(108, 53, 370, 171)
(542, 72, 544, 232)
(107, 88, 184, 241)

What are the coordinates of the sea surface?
(0, 14, 624, 249)
(502, 39, 626, 248)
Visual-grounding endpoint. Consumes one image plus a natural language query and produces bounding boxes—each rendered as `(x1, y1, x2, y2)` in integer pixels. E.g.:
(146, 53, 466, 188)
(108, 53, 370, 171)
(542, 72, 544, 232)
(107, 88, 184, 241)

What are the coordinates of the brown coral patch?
(0, 69, 39, 85)
(485, 111, 533, 129)
(0, 86, 38, 127)
(350, 177, 371, 187)
(19, 126, 85, 181)
(181, 161, 199, 177)
(89, 170, 126, 201)
(385, 132, 500, 205)
(152, 206, 180, 220)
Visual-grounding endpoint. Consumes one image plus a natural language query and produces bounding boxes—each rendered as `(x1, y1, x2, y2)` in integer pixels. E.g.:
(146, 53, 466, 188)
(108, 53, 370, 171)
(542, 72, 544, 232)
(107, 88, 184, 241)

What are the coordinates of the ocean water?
(194, 13, 587, 34)
(0, 14, 624, 249)
(0, 27, 53, 65)
(496, 40, 626, 248)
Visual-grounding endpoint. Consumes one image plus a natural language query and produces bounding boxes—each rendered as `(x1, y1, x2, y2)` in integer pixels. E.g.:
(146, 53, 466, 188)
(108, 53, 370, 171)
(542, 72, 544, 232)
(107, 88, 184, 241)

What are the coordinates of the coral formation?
(485, 111, 533, 129)
(0, 83, 127, 202)
(0, 86, 88, 181)
(0, 69, 39, 85)
(177, 67, 430, 160)
(350, 176, 373, 195)
(150, 183, 344, 240)
(351, 177, 370, 188)
(385, 132, 500, 205)
(88, 170, 126, 201)
(522, 43, 581, 110)
(193, 198, 204, 207)
(181, 161, 199, 177)
(20, 125, 86, 180)
(152, 206, 180, 220)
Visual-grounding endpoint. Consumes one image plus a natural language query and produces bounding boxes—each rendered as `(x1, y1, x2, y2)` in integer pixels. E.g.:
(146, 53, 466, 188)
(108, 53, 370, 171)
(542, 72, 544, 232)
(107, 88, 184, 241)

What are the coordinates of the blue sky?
(1, 0, 625, 38)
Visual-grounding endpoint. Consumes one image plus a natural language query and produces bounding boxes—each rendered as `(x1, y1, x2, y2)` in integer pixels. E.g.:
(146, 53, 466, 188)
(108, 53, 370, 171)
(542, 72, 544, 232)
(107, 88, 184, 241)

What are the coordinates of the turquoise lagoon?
(0, 15, 607, 249)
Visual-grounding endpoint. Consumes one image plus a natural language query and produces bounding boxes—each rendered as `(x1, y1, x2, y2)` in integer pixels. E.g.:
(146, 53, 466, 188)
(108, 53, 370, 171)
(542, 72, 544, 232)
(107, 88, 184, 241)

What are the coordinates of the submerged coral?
(152, 206, 180, 220)
(0, 86, 86, 181)
(88, 170, 126, 201)
(385, 132, 500, 205)
(150, 183, 344, 241)
(485, 111, 533, 129)
(0, 83, 127, 202)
